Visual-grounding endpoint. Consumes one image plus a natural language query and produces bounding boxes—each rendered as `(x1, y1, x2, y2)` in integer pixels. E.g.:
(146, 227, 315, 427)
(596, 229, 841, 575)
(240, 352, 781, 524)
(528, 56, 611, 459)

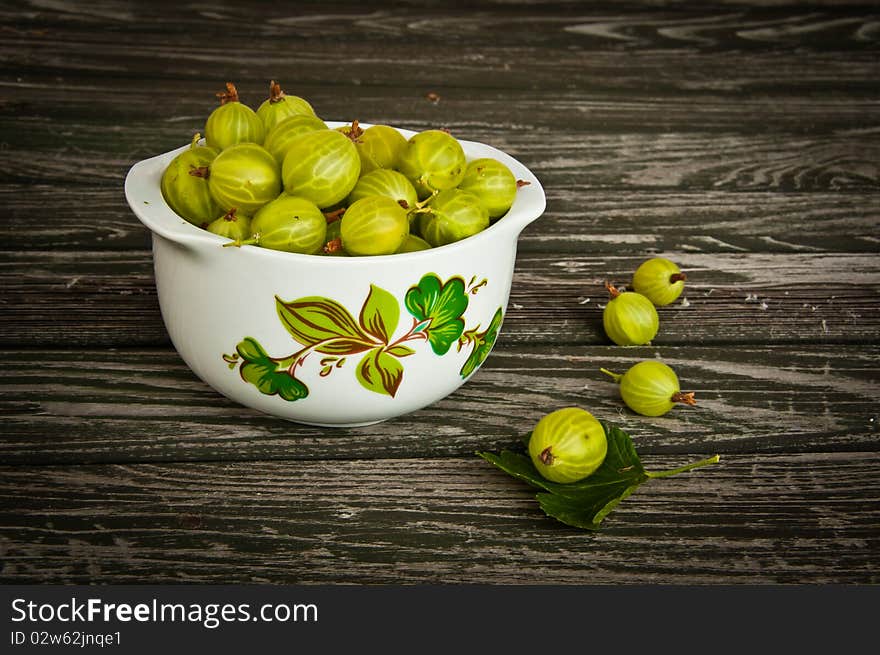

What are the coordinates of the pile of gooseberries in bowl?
(125, 80, 546, 426)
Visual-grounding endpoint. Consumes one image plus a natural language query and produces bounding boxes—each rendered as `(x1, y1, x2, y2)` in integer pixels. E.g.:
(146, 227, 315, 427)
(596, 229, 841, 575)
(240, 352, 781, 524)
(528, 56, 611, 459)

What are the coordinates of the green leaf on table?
(478, 421, 719, 531)
(235, 337, 308, 401)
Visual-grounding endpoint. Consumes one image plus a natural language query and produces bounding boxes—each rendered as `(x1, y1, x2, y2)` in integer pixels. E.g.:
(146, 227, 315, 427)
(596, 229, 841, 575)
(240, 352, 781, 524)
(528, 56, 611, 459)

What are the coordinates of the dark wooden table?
(1, 1, 878, 585)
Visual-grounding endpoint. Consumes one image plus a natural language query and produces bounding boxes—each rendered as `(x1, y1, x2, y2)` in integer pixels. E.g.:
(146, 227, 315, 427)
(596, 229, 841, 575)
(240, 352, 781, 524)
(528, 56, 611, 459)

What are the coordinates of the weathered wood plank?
(1, 453, 877, 584)
(0, 251, 876, 347)
(3, 122, 878, 194)
(4, 185, 877, 253)
(1, 344, 876, 465)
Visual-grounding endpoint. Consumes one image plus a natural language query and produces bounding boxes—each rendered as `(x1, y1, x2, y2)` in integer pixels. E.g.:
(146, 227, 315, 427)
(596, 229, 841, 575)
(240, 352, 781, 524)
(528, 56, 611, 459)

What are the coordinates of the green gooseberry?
(396, 129, 467, 199)
(418, 189, 489, 247)
(236, 194, 326, 255)
(263, 114, 329, 165)
(337, 122, 407, 175)
(601, 361, 697, 417)
(204, 82, 265, 150)
(256, 80, 317, 133)
(395, 234, 432, 253)
(205, 208, 252, 242)
(321, 219, 347, 256)
(340, 196, 409, 256)
(456, 157, 518, 220)
(602, 282, 660, 346)
(632, 257, 688, 306)
(527, 407, 608, 484)
(282, 129, 360, 208)
(160, 133, 222, 227)
(347, 168, 419, 212)
(208, 143, 282, 215)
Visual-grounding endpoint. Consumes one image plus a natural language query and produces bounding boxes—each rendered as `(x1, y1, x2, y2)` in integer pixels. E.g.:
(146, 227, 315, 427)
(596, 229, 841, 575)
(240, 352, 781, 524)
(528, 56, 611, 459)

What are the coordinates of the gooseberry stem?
(672, 391, 697, 406)
(604, 281, 622, 299)
(599, 367, 622, 383)
(646, 454, 720, 479)
(268, 80, 285, 104)
(323, 207, 346, 224)
(670, 273, 688, 284)
(216, 82, 239, 105)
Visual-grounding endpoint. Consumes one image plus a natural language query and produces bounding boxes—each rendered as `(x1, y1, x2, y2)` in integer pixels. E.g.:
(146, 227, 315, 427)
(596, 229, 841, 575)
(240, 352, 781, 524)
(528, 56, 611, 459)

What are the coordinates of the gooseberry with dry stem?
(206, 207, 252, 242)
(160, 132, 221, 227)
(602, 282, 659, 346)
(527, 407, 608, 483)
(601, 361, 696, 417)
(256, 80, 317, 133)
(633, 257, 687, 306)
(205, 82, 265, 150)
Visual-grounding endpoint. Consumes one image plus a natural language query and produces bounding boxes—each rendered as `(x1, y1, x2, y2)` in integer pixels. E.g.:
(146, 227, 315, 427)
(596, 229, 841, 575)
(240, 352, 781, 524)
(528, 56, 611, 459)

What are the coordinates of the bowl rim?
(125, 121, 546, 265)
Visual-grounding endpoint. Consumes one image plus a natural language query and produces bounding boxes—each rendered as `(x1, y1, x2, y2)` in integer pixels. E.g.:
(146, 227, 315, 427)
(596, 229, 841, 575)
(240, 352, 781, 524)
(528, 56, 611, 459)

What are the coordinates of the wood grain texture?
(1, 1, 878, 585)
(0, 250, 876, 347)
(2, 186, 879, 254)
(1, 453, 877, 584)
(1, 344, 877, 465)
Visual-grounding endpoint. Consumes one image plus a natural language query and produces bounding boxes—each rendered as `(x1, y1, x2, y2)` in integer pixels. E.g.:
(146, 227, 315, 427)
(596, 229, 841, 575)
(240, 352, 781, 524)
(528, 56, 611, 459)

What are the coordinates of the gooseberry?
(347, 168, 418, 211)
(206, 208, 252, 242)
(160, 133, 222, 227)
(282, 130, 360, 208)
(208, 143, 282, 215)
(602, 282, 659, 346)
(236, 194, 326, 255)
(396, 129, 466, 199)
(418, 189, 489, 247)
(340, 196, 409, 256)
(601, 361, 696, 417)
(338, 122, 407, 175)
(204, 82, 264, 151)
(527, 407, 608, 484)
(456, 157, 517, 220)
(632, 257, 687, 306)
(396, 234, 431, 253)
(256, 80, 317, 133)
(263, 114, 329, 165)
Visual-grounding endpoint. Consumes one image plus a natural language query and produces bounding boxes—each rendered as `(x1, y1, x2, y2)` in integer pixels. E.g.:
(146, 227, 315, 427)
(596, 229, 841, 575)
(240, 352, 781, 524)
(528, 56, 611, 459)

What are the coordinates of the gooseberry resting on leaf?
(602, 282, 659, 346)
(632, 257, 687, 306)
(527, 407, 608, 483)
(205, 82, 265, 151)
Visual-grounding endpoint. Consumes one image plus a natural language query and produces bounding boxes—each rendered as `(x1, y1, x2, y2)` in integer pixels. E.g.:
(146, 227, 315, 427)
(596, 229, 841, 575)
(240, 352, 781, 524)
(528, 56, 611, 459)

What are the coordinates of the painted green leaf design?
(359, 284, 399, 344)
(459, 307, 504, 378)
(356, 347, 404, 397)
(386, 344, 416, 358)
(478, 422, 720, 531)
(276, 295, 377, 355)
(236, 337, 308, 401)
(404, 274, 469, 355)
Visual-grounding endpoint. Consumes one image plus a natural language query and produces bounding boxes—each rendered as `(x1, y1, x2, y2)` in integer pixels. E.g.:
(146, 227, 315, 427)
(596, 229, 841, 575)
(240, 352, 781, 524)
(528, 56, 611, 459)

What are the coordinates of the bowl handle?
(124, 153, 216, 249)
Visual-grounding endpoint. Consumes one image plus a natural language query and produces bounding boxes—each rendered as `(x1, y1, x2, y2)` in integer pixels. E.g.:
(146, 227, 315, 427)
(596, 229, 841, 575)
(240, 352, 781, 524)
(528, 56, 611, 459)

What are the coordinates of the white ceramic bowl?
(124, 123, 545, 426)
